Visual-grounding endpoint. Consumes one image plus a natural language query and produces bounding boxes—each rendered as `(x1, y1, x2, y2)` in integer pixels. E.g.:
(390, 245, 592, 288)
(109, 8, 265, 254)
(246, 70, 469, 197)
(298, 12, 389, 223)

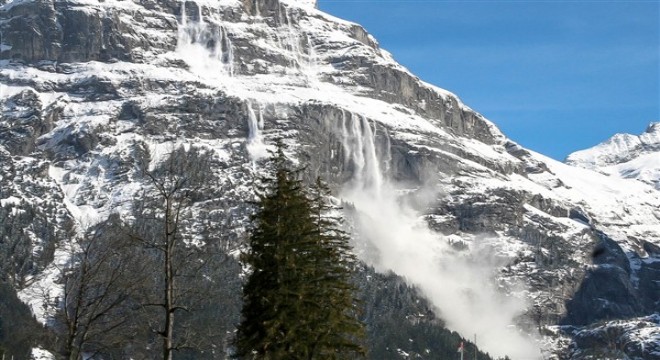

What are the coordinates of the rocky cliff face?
(1, 0, 659, 359)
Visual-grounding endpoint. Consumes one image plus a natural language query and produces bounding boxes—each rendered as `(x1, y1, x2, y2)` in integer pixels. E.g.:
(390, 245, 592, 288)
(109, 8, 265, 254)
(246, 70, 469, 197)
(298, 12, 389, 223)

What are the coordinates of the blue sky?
(318, 0, 660, 161)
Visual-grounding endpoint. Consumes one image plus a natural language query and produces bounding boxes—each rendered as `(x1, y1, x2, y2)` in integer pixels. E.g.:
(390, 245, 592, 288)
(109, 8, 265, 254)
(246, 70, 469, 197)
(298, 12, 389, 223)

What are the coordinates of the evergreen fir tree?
(304, 177, 366, 359)
(235, 142, 364, 359)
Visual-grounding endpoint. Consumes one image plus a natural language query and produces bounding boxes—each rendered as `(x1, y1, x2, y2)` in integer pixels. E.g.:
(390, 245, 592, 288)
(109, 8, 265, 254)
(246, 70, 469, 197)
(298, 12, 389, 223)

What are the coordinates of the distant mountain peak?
(282, 0, 317, 7)
(566, 121, 660, 189)
(645, 121, 660, 133)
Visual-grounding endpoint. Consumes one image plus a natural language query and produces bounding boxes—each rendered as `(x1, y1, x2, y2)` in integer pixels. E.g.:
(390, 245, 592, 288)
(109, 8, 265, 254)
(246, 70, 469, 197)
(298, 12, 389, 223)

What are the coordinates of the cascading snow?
(177, 0, 234, 77)
(332, 111, 543, 359)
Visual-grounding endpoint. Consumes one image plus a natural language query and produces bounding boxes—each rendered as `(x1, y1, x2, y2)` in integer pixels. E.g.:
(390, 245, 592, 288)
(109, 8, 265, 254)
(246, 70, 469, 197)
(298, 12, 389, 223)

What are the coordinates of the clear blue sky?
(317, 0, 660, 161)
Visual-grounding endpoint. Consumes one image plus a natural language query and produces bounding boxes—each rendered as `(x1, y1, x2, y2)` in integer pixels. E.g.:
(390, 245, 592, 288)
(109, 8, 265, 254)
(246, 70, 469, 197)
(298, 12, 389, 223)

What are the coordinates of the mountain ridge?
(566, 121, 660, 190)
(0, 0, 659, 358)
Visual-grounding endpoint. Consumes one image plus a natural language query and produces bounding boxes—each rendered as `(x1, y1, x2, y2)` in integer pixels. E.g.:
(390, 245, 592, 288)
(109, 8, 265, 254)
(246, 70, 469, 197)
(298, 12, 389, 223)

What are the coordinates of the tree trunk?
(164, 197, 175, 360)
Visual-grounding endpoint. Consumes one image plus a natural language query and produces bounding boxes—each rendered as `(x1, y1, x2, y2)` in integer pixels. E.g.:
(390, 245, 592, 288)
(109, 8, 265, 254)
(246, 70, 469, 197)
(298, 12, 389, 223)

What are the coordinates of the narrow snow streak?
(284, 6, 301, 68)
(338, 114, 542, 359)
(303, 33, 319, 87)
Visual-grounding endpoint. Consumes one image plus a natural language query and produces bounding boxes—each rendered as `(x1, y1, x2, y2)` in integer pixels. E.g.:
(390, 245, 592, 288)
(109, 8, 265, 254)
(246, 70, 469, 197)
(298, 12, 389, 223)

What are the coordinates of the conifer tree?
(304, 177, 366, 359)
(235, 142, 364, 359)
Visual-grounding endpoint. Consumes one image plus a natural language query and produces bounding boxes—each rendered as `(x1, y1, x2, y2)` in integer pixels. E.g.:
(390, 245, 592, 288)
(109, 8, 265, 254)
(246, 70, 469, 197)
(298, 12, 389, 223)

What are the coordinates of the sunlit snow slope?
(567, 122, 660, 190)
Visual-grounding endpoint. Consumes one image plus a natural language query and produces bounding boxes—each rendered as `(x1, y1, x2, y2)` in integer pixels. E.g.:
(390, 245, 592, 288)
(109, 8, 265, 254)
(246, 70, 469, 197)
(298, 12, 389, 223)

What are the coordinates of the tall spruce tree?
(305, 178, 366, 359)
(235, 142, 365, 359)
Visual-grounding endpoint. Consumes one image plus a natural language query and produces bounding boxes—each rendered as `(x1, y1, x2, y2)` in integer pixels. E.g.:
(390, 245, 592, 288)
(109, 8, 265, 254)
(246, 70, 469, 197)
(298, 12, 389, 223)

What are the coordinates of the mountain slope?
(566, 122, 660, 190)
(1, 0, 659, 359)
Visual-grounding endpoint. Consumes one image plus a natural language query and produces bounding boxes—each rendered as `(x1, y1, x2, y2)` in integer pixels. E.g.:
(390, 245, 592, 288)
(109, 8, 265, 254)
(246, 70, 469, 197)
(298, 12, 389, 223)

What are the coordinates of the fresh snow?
(0, 195, 21, 207)
(566, 122, 660, 189)
(280, 0, 317, 8)
(18, 246, 71, 325)
(31, 347, 55, 360)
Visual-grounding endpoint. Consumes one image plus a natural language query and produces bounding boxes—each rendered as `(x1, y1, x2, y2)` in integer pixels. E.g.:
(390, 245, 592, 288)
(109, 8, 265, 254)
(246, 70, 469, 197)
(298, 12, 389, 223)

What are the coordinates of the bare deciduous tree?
(54, 216, 147, 359)
(131, 146, 218, 360)
(51, 145, 238, 359)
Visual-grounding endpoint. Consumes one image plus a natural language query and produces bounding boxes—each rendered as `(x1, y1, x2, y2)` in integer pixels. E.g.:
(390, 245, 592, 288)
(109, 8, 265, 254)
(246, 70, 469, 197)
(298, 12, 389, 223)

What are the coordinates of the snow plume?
(337, 113, 542, 359)
(246, 100, 268, 161)
(339, 111, 385, 193)
(177, 1, 234, 77)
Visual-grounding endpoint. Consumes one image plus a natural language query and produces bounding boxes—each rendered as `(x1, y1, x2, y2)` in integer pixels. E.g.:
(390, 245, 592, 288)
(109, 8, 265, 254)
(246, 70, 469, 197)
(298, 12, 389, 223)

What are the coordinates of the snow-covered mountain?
(1, 0, 659, 358)
(566, 122, 660, 190)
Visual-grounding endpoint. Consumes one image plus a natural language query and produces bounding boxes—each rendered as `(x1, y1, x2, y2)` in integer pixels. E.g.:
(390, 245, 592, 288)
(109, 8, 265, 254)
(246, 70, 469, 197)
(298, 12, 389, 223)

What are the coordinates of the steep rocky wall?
(0, 0, 501, 145)
(0, 0, 178, 62)
(1, 0, 659, 358)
